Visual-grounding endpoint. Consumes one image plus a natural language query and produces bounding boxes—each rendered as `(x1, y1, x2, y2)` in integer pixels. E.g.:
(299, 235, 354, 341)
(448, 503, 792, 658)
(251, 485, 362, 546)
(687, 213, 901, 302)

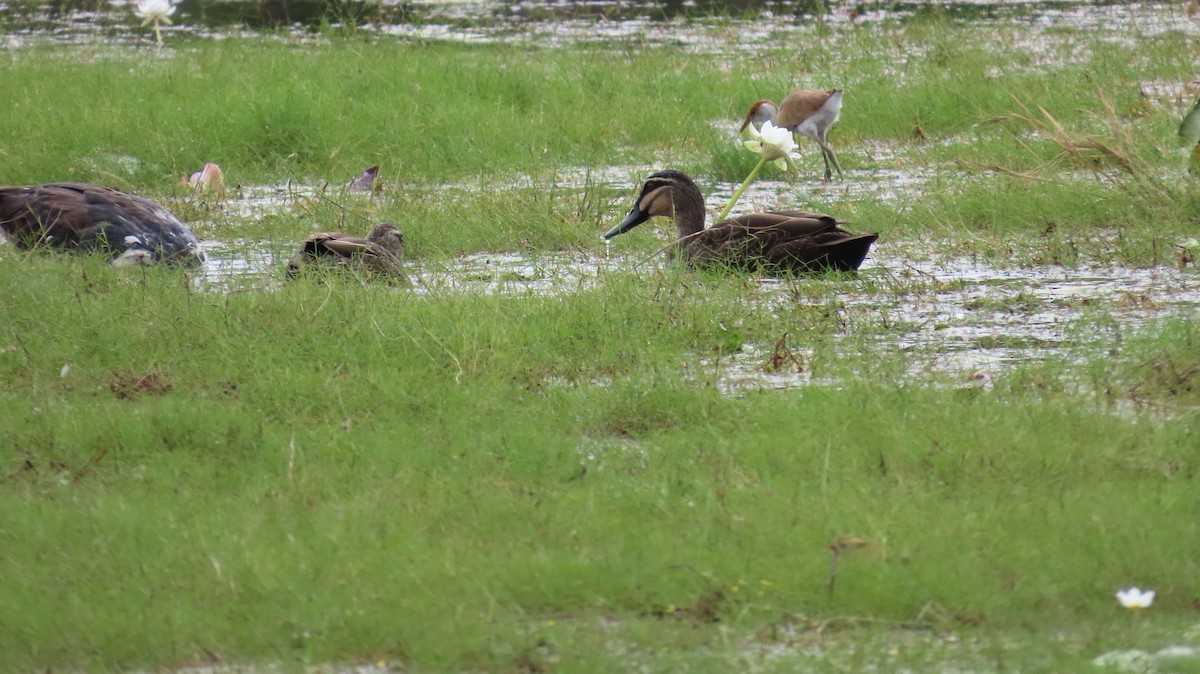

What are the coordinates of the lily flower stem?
(715, 155, 768, 224)
(154, 20, 162, 47)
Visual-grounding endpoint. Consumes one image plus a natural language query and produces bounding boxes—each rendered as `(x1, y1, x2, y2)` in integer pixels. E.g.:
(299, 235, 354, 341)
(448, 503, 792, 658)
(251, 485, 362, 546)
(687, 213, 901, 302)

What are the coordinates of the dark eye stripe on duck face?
(640, 186, 676, 218)
(638, 172, 685, 214)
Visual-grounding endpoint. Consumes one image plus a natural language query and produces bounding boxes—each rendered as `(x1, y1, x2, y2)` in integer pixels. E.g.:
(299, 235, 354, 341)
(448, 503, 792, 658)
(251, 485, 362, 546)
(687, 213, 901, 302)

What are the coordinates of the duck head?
(367, 222, 404, 256)
(603, 171, 686, 240)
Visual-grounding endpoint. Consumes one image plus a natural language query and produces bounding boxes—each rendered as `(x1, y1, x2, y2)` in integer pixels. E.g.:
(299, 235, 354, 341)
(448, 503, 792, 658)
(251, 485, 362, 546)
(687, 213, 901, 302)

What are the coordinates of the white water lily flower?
(135, 0, 175, 48)
(136, 0, 175, 25)
(1116, 587, 1155, 610)
(741, 120, 801, 170)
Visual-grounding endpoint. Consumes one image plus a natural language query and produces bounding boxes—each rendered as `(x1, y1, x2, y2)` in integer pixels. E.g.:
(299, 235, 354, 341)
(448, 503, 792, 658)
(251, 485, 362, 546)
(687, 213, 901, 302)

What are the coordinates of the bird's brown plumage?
(0, 182, 206, 266)
(286, 223, 408, 283)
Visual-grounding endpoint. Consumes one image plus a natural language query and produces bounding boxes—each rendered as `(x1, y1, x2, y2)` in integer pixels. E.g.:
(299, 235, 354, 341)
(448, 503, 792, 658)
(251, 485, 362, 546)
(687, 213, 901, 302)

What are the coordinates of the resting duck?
(741, 88, 844, 181)
(604, 170, 877, 273)
(0, 182, 206, 266)
(286, 223, 408, 283)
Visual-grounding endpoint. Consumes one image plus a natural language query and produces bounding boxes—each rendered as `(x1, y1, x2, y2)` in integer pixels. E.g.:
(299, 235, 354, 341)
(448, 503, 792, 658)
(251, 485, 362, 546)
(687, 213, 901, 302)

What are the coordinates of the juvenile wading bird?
(0, 182, 206, 266)
(182, 162, 224, 194)
(741, 88, 844, 182)
(604, 170, 877, 273)
(286, 223, 408, 283)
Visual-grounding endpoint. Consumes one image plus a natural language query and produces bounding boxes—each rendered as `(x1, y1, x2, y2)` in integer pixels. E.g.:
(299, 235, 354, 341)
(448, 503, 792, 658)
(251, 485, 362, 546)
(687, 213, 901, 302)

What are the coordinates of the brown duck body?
(286, 223, 408, 283)
(605, 170, 876, 274)
(0, 182, 206, 266)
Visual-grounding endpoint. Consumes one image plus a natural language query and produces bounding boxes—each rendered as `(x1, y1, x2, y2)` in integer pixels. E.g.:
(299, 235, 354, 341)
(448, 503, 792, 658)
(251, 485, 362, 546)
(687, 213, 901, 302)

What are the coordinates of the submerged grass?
(2, 9, 1200, 672)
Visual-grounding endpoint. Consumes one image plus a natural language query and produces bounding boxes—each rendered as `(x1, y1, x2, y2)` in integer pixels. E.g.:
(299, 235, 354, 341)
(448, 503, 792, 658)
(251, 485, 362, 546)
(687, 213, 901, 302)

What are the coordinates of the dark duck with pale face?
(605, 170, 877, 273)
(286, 223, 408, 283)
(0, 182, 206, 266)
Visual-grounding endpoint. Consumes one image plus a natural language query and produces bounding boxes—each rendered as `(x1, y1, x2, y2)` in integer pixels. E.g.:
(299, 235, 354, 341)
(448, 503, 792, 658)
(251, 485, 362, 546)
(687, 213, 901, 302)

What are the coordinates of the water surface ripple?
(2, 0, 1196, 52)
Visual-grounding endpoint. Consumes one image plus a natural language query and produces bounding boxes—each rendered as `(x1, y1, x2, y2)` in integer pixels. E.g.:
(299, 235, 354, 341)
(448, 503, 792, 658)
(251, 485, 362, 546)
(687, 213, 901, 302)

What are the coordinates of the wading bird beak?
(604, 202, 650, 239)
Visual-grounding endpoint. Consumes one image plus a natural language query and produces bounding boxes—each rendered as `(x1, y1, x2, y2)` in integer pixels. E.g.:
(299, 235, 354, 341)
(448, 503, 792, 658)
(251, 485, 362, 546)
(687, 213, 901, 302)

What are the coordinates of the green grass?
(2, 254, 1199, 671)
(2, 9, 1200, 673)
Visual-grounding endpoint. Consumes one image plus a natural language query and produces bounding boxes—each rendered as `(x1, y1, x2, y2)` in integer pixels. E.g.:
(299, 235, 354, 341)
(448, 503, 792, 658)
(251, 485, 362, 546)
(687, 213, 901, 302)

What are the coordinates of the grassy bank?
(2, 254, 1199, 671)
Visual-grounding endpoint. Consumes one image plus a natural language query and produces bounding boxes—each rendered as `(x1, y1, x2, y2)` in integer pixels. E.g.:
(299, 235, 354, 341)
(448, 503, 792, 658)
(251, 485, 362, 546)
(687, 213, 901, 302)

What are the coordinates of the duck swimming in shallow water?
(605, 170, 877, 273)
(286, 223, 408, 283)
(0, 182, 206, 266)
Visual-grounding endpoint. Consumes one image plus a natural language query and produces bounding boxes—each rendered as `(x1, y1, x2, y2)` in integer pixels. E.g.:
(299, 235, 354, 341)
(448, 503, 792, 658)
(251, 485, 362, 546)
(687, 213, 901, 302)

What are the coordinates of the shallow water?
(177, 161, 1200, 393)
(3, 0, 1197, 52)
(702, 244, 1200, 393)
(192, 207, 1200, 393)
(9, 0, 1200, 393)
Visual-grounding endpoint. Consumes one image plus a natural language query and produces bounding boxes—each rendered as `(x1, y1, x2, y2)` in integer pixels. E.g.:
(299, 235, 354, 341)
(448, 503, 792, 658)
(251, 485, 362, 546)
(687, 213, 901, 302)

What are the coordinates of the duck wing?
(766, 231, 879, 272)
(289, 232, 407, 282)
(740, 211, 877, 271)
(683, 211, 842, 268)
(685, 211, 877, 272)
(0, 183, 94, 248)
(303, 233, 374, 258)
(76, 184, 204, 264)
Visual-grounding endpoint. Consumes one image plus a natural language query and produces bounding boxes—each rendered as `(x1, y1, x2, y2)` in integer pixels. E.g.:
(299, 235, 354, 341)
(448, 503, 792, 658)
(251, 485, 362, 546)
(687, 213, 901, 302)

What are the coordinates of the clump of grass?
(1115, 321, 1200, 412)
(995, 91, 1159, 190)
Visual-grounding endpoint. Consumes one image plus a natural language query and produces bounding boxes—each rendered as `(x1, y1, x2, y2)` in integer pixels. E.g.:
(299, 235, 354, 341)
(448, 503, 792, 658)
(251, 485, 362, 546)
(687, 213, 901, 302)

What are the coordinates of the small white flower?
(1116, 587, 1155, 610)
(741, 120, 801, 170)
(135, 0, 175, 25)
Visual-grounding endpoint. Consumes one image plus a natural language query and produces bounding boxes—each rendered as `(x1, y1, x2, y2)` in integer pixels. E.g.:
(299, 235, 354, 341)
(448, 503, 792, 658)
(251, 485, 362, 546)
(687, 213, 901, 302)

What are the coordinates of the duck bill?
(603, 203, 650, 239)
